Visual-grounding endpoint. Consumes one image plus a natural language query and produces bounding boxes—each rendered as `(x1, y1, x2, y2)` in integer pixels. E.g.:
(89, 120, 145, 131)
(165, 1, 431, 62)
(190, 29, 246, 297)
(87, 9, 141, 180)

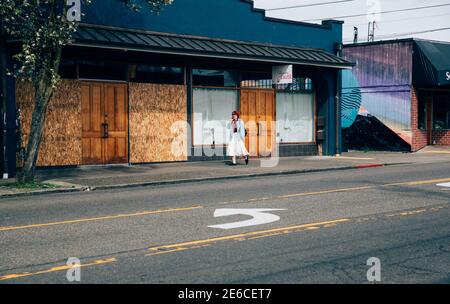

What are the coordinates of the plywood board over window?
(16, 80, 82, 167)
(129, 83, 187, 163)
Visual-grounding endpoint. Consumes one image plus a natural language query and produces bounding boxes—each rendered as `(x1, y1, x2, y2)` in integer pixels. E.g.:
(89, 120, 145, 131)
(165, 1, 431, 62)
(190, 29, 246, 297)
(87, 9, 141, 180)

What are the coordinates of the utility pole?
(334, 42, 343, 157)
(0, 17, 9, 179)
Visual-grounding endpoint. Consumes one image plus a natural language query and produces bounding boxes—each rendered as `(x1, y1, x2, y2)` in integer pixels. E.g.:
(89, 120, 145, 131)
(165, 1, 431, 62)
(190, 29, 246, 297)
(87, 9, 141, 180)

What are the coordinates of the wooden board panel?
(129, 83, 187, 163)
(103, 83, 128, 164)
(81, 82, 103, 165)
(16, 80, 82, 167)
(81, 82, 129, 165)
(240, 89, 275, 157)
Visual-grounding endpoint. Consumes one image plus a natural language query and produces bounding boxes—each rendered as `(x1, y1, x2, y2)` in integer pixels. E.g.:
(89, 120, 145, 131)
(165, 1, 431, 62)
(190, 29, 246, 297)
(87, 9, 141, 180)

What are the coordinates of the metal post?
(334, 42, 343, 157)
(0, 17, 9, 179)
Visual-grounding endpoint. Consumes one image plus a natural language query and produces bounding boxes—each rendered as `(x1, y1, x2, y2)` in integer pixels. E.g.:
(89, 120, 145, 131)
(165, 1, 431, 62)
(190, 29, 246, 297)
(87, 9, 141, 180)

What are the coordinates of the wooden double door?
(240, 89, 275, 157)
(81, 82, 129, 165)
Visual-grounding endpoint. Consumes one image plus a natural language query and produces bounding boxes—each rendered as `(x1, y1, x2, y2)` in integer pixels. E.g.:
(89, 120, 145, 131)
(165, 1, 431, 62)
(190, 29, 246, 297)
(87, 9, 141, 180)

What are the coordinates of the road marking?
(437, 182, 450, 188)
(385, 178, 450, 186)
(208, 208, 286, 230)
(146, 218, 351, 256)
(278, 178, 450, 200)
(2, 177, 449, 234)
(423, 151, 450, 154)
(0, 206, 203, 232)
(0, 258, 116, 281)
(278, 186, 374, 199)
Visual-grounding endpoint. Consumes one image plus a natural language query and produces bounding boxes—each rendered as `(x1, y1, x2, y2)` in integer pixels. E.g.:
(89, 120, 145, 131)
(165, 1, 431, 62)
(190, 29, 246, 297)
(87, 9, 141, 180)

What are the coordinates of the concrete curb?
(0, 162, 410, 199)
(0, 187, 85, 199)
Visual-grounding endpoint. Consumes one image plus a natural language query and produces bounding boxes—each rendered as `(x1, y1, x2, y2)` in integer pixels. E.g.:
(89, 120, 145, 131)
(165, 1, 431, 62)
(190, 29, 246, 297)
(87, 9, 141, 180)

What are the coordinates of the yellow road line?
(0, 206, 203, 232)
(146, 218, 351, 254)
(278, 177, 450, 200)
(385, 178, 450, 186)
(0, 258, 116, 281)
(1, 177, 449, 233)
(423, 151, 450, 154)
(278, 186, 374, 199)
(146, 247, 190, 256)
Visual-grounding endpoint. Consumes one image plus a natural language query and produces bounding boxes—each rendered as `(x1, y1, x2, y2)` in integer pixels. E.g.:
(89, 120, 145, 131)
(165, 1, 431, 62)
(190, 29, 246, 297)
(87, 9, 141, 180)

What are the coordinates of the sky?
(253, 0, 450, 43)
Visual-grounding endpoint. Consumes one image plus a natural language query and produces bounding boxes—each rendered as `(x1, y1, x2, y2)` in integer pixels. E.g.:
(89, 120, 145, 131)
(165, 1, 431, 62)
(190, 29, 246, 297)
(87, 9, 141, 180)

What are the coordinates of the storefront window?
(193, 70, 239, 87)
(78, 60, 128, 81)
(433, 92, 450, 130)
(193, 88, 238, 146)
(417, 92, 427, 130)
(276, 92, 315, 143)
(276, 77, 313, 92)
(129, 65, 184, 84)
(59, 59, 77, 79)
(241, 71, 272, 89)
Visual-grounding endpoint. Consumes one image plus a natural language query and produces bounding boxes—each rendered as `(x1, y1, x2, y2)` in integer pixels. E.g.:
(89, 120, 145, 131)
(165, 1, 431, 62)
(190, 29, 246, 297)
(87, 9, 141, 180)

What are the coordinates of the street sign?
(208, 208, 285, 230)
(272, 65, 293, 85)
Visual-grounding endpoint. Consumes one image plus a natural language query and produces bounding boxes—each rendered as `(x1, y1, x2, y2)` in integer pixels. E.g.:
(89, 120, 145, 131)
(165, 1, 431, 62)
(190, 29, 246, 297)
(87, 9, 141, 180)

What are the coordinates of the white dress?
(227, 120, 249, 157)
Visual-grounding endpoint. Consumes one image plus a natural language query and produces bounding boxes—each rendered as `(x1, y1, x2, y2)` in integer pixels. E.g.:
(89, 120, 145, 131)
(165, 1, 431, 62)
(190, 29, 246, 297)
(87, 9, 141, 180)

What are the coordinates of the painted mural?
(342, 41, 414, 147)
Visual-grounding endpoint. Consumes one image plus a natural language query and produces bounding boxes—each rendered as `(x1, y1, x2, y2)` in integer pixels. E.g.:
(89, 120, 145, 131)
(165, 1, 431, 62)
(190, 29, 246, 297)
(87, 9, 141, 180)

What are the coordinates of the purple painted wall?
(342, 40, 414, 145)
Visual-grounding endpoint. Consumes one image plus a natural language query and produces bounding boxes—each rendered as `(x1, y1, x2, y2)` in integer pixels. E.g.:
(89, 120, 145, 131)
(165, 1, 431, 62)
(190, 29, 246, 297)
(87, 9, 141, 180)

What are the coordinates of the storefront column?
(185, 66, 193, 158)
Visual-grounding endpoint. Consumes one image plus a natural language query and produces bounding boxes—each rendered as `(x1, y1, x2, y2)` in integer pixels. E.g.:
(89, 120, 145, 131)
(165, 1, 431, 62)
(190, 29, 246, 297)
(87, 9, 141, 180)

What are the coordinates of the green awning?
(414, 40, 450, 87)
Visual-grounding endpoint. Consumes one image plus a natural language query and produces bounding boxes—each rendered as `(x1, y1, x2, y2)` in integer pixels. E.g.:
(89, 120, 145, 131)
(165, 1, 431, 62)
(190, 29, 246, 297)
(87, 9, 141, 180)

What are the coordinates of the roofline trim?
(71, 42, 353, 70)
(77, 23, 333, 52)
(344, 37, 450, 48)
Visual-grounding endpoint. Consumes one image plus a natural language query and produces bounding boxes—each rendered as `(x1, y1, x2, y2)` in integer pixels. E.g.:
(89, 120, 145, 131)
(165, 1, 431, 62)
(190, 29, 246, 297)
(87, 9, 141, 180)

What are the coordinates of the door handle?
(257, 123, 261, 136)
(102, 123, 109, 138)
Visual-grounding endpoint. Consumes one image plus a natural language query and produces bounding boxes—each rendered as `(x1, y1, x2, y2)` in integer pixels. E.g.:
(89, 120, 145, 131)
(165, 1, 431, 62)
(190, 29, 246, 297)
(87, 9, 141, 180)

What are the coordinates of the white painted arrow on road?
(437, 182, 450, 188)
(208, 209, 286, 230)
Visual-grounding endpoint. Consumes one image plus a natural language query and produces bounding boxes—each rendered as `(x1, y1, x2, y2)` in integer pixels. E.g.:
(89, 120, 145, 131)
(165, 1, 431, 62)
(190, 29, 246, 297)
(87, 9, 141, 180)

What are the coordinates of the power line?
(346, 12, 450, 28)
(344, 27, 450, 43)
(301, 3, 450, 22)
(265, 0, 355, 12)
(375, 27, 450, 39)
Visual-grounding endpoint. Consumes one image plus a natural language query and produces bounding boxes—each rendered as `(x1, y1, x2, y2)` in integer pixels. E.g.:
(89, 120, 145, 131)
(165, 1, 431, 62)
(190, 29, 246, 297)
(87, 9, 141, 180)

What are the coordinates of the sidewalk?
(1, 147, 450, 198)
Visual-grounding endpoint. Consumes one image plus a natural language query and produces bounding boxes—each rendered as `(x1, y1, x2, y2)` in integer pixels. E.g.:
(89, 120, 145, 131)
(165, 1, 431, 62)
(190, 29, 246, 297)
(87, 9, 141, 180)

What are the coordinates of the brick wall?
(411, 87, 450, 148)
(433, 130, 450, 145)
(411, 88, 428, 152)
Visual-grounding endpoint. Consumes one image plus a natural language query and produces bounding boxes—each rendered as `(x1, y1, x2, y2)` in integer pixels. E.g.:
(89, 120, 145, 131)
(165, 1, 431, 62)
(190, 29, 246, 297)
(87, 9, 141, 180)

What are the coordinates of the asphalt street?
(0, 162, 449, 283)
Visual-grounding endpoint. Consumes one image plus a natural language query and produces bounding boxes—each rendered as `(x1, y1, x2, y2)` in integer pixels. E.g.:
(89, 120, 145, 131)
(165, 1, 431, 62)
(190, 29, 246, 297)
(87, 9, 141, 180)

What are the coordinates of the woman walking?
(227, 111, 249, 166)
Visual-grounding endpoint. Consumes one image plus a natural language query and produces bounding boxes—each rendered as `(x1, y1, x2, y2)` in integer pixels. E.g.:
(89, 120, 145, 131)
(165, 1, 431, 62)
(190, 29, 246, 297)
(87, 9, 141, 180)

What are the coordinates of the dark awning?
(71, 24, 353, 69)
(413, 40, 450, 87)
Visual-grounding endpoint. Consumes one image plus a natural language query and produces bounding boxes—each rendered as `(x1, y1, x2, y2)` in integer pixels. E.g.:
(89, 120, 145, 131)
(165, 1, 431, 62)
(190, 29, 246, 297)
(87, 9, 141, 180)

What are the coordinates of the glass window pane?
(241, 71, 272, 89)
(129, 65, 183, 84)
(433, 92, 450, 130)
(276, 92, 315, 143)
(193, 70, 239, 87)
(276, 77, 313, 92)
(193, 88, 238, 146)
(78, 60, 127, 81)
(418, 92, 427, 130)
(59, 59, 77, 79)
